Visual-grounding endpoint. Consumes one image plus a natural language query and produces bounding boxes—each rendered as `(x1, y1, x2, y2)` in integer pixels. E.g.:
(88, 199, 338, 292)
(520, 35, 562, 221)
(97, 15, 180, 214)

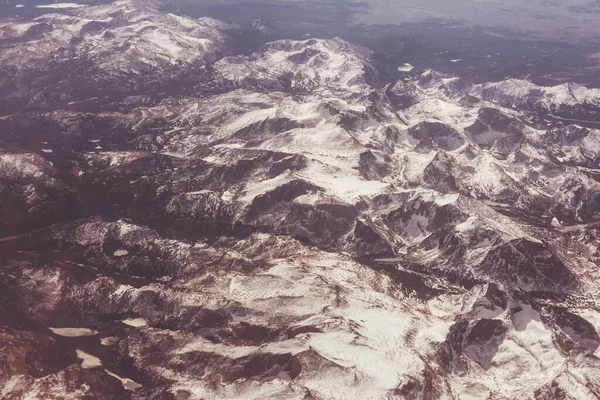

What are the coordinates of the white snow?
(49, 327, 98, 337)
(0, 0, 230, 73)
(398, 63, 414, 72)
(101, 337, 119, 346)
(221, 190, 234, 202)
(121, 318, 148, 327)
(76, 350, 102, 369)
(434, 192, 459, 205)
(222, 252, 438, 399)
(467, 78, 600, 109)
(0, 22, 593, 399)
(455, 216, 479, 232)
(106, 370, 143, 391)
(216, 38, 372, 99)
(185, 190, 214, 196)
(164, 126, 185, 134)
(0, 153, 50, 179)
(36, 3, 85, 9)
(457, 383, 491, 399)
(297, 163, 389, 203)
(112, 284, 132, 297)
(404, 97, 472, 126)
(117, 220, 139, 236)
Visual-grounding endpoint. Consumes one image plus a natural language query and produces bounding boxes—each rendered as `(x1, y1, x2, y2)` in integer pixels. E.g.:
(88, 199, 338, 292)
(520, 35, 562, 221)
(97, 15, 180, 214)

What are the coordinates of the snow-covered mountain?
(1, 2, 600, 399)
(442, 76, 600, 119)
(0, 0, 231, 72)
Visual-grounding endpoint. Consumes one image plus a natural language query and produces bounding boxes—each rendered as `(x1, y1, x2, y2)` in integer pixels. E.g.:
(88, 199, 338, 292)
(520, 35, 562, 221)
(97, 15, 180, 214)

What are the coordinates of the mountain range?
(1, 1, 600, 399)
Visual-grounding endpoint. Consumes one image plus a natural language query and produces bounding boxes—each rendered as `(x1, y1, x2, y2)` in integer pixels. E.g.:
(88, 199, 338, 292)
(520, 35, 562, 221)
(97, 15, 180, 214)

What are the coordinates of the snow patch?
(455, 216, 478, 232)
(434, 192, 459, 205)
(121, 318, 148, 327)
(101, 337, 119, 346)
(106, 370, 142, 391)
(398, 63, 414, 72)
(36, 3, 85, 8)
(458, 383, 491, 399)
(76, 350, 102, 369)
(49, 327, 98, 337)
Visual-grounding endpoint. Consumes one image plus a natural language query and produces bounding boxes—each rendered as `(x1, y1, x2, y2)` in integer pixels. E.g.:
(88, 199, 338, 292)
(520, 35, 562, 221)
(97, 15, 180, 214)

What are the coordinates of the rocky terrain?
(1, 1, 600, 399)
